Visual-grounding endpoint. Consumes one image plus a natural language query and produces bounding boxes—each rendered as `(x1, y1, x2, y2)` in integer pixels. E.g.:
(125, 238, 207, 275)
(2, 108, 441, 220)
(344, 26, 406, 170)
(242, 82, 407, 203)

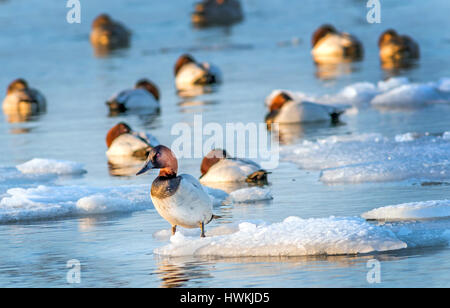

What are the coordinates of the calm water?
(1, 0, 450, 287)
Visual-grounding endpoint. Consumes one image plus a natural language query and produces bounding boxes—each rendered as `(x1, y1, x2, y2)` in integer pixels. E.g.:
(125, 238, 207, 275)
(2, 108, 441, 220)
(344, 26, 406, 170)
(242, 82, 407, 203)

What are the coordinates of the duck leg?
(172, 225, 177, 235)
(199, 222, 205, 238)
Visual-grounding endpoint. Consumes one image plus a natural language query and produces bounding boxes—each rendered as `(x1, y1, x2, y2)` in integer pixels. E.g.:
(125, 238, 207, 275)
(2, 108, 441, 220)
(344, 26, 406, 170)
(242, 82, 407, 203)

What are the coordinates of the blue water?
(1, 0, 450, 287)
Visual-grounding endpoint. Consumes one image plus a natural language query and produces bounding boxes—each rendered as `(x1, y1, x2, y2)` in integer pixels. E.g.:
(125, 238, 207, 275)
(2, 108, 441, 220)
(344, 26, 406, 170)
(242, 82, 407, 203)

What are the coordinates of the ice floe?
(16, 158, 86, 175)
(228, 187, 273, 203)
(267, 77, 450, 111)
(280, 132, 450, 184)
(0, 184, 228, 223)
(362, 199, 450, 221)
(154, 216, 407, 257)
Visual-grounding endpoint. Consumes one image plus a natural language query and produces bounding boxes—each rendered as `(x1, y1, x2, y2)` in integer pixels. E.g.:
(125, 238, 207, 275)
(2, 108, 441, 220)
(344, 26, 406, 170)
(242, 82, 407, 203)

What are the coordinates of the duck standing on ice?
(265, 90, 346, 125)
(136, 145, 220, 237)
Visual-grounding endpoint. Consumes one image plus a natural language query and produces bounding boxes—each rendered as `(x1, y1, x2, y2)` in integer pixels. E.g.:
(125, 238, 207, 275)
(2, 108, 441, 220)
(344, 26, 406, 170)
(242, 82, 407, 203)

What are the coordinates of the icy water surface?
(1, 0, 450, 287)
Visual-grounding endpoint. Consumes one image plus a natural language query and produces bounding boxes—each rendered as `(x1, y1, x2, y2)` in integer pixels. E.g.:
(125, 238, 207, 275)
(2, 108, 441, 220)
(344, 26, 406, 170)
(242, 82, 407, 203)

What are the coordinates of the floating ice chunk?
(362, 200, 450, 221)
(154, 216, 406, 257)
(377, 77, 410, 92)
(436, 78, 450, 92)
(16, 158, 86, 175)
(0, 185, 150, 223)
(443, 132, 450, 140)
(395, 132, 420, 142)
(371, 84, 443, 108)
(281, 132, 450, 184)
(229, 187, 273, 203)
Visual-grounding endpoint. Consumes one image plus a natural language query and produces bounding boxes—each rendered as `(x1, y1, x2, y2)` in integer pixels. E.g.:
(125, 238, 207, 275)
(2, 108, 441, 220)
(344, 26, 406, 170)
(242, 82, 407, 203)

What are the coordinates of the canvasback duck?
(90, 14, 131, 50)
(378, 29, 419, 67)
(199, 149, 269, 183)
(265, 90, 345, 125)
(192, 0, 243, 27)
(106, 122, 159, 158)
(2, 79, 46, 117)
(106, 79, 160, 113)
(311, 24, 363, 63)
(136, 145, 220, 237)
(174, 54, 222, 91)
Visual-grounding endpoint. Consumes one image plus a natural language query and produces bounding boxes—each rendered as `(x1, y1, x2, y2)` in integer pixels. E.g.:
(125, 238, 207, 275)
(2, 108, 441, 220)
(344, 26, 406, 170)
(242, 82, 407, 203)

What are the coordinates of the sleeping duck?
(265, 90, 345, 125)
(192, 0, 243, 27)
(136, 145, 220, 237)
(174, 54, 221, 91)
(106, 79, 160, 113)
(199, 149, 269, 183)
(311, 24, 363, 63)
(378, 29, 419, 68)
(106, 122, 159, 159)
(2, 79, 46, 121)
(90, 14, 131, 50)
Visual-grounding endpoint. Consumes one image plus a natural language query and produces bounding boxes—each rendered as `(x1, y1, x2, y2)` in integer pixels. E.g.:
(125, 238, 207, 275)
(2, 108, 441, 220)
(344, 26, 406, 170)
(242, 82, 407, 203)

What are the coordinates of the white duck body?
(277, 100, 340, 123)
(106, 132, 159, 157)
(108, 88, 159, 111)
(200, 158, 262, 183)
(151, 174, 213, 229)
(312, 33, 361, 63)
(175, 62, 221, 90)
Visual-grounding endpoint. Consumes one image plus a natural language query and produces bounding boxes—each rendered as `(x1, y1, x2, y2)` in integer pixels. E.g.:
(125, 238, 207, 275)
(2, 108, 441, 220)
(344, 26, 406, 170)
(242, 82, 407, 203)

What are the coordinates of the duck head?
(7, 79, 29, 95)
(378, 29, 398, 48)
(312, 24, 337, 47)
(92, 14, 113, 29)
(135, 79, 160, 101)
(106, 122, 132, 148)
(136, 145, 178, 177)
(174, 54, 196, 76)
(265, 92, 292, 126)
(200, 148, 228, 176)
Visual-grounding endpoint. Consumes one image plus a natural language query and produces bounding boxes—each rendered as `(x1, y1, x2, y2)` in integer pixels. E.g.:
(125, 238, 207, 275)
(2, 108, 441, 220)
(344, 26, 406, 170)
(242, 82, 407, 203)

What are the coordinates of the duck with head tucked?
(2, 79, 46, 121)
(106, 79, 160, 113)
(265, 90, 346, 126)
(192, 0, 243, 27)
(311, 24, 363, 63)
(174, 54, 222, 92)
(199, 149, 269, 184)
(136, 145, 220, 237)
(106, 122, 159, 159)
(378, 29, 419, 69)
(90, 14, 131, 50)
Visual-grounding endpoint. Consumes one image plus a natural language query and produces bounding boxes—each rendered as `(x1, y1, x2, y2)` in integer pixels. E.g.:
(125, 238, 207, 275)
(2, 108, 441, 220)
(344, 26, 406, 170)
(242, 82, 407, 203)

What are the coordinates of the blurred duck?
(2, 79, 46, 121)
(106, 79, 160, 113)
(136, 145, 220, 237)
(106, 122, 159, 159)
(378, 29, 419, 68)
(174, 54, 221, 91)
(90, 14, 131, 50)
(192, 0, 243, 27)
(265, 90, 345, 125)
(311, 24, 363, 63)
(199, 149, 269, 183)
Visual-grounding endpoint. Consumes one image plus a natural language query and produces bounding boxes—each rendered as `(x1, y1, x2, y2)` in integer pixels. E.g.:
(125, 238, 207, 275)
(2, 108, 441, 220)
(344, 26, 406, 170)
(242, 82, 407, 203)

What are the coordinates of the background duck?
(311, 24, 363, 63)
(106, 79, 160, 113)
(265, 90, 346, 125)
(2, 78, 46, 121)
(136, 145, 220, 237)
(199, 149, 269, 184)
(90, 14, 131, 50)
(106, 122, 159, 159)
(378, 29, 419, 69)
(174, 54, 222, 91)
(191, 0, 243, 27)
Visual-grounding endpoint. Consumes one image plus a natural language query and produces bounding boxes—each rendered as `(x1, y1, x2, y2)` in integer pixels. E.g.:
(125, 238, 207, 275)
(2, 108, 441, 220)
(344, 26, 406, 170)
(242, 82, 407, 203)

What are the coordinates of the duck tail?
(208, 214, 222, 224)
(246, 170, 270, 183)
(106, 100, 126, 112)
(330, 111, 344, 124)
